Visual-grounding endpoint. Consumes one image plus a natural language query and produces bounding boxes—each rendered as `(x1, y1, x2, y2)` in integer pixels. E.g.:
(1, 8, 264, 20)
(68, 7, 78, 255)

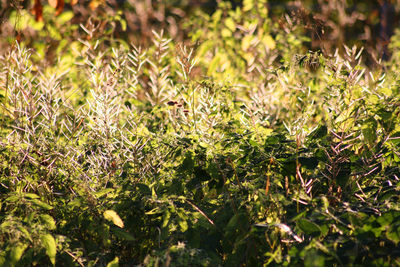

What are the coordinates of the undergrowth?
(1, 1, 400, 266)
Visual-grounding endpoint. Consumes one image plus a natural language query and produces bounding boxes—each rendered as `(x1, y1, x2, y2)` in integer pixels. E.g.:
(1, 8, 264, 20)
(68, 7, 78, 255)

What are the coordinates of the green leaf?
(145, 208, 161, 215)
(377, 108, 392, 120)
(104, 210, 124, 228)
(377, 211, 395, 227)
(304, 249, 325, 267)
(57, 11, 74, 25)
(30, 199, 53, 210)
(0, 251, 6, 267)
(208, 54, 221, 75)
(8, 243, 28, 265)
(336, 163, 351, 187)
(241, 35, 253, 51)
(378, 188, 397, 202)
(17, 225, 32, 242)
(308, 125, 327, 139)
(9, 10, 30, 31)
(221, 28, 232, 38)
(262, 35, 276, 50)
(281, 159, 296, 177)
(120, 19, 127, 31)
(180, 152, 194, 171)
(386, 224, 400, 245)
(225, 18, 236, 32)
(93, 188, 114, 198)
(107, 257, 119, 267)
(212, 9, 222, 23)
(41, 234, 57, 266)
(178, 219, 188, 232)
(136, 183, 151, 195)
(39, 214, 56, 230)
(5, 195, 20, 203)
(111, 228, 135, 241)
(297, 219, 321, 236)
(243, 0, 254, 11)
(298, 157, 318, 170)
(162, 210, 171, 228)
(389, 132, 400, 145)
(362, 118, 377, 144)
(195, 167, 212, 181)
(24, 193, 40, 199)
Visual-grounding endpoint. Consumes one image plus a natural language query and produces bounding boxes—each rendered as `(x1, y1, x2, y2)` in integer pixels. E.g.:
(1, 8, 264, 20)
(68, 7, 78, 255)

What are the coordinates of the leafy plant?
(1, 1, 400, 266)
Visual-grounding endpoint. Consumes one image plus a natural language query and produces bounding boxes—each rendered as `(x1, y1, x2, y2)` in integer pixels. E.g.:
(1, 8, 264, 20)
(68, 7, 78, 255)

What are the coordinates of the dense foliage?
(1, 0, 400, 266)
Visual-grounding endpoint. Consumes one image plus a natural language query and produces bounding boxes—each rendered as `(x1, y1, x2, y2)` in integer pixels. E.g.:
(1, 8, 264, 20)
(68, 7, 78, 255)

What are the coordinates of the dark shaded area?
(266, 0, 398, 63)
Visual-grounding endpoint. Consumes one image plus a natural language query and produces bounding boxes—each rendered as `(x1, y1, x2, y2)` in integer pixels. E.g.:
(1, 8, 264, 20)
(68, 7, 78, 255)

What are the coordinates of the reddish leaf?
(15, 32, 22, 43)
(32, 0, 43, 22)
(55, 0, 64, 15)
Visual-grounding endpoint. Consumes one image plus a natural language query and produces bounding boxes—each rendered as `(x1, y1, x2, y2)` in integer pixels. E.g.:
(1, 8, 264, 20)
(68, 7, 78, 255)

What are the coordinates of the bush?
(1, 1, 400, 266)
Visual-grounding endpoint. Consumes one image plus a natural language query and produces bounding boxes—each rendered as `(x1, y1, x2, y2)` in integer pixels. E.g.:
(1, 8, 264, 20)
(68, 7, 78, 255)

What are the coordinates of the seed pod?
(167, 101, 176, 106)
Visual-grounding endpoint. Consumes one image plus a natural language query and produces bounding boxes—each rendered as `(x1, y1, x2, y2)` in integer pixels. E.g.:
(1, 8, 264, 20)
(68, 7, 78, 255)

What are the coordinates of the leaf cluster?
(1, 1, 400, 266)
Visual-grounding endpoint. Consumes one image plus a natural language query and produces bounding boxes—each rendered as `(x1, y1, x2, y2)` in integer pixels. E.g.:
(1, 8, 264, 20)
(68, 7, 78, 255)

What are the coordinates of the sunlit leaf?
(39, 214, 56, 230)
(179, 219, 188, 232)
(57, 11, 73, 25)
(104, 210, 124, 228)
(41, 234, 57, 265)
(262, 35, 276, 50)
(242, 35, 253, 51)
(106, 257, 119, 267)
(9, 243, 28, 265)
(221, 28, 232, 38)
(224, 18, 236, 32)
(243, 0, 254, 12)
(24, 193, 40, 199)
(93, 188, 114, 198)
(30, 199, 53, 210)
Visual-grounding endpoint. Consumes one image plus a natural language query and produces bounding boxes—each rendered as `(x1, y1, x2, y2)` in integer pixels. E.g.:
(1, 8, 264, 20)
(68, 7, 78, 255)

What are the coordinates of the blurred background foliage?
(0, 0, 399, 67)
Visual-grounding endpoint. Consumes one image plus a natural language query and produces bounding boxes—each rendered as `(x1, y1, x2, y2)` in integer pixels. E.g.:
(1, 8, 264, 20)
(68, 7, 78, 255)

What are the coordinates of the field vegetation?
(1, 0, 400, 266)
